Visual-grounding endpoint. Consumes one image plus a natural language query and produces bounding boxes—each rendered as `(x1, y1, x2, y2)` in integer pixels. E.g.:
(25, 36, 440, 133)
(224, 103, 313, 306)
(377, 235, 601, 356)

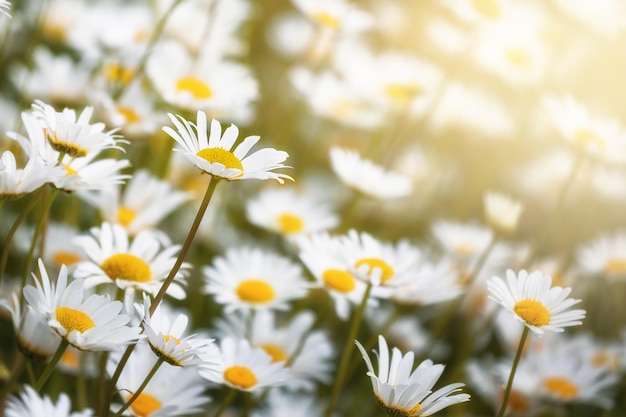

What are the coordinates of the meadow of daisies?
(2, 0, 626, 416)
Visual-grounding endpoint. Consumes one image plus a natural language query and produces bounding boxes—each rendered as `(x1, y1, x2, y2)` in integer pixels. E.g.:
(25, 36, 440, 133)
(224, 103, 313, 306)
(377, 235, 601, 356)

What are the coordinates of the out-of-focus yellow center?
(355, 258, 395, 283)
(236, 280, 275, 303)
(454, 243, 475, 257)
(260, 344, 288, 363)
(56, 307, 95, 333)
(543, 377, 578, 400)
(117, 106, 141, 124)
(60, 349, 80, 369)
(176, 76, 213, 100)
(196, 148, 244, 172)
(499, 390, 529, 414)
(101, 253, 151, 283)
(604, 258, 626, 276)
(574, 128, 605, 150)
(312, 11, 340, 28)
(277, 213, 304, 234)
(590, 351, 619, 371)
(322, 269, 356, 293)
(128, 392, 161, 417)
(472, 0, 502, 20)
(386, 83, 422, 104)
(117, 207, 137, 227)
(51, 251, 81, 267)
(105, 63, 134, 85)
(506, 47, 531, 69)
(513, 299, 550, 327)
(224, 365, 257, 389)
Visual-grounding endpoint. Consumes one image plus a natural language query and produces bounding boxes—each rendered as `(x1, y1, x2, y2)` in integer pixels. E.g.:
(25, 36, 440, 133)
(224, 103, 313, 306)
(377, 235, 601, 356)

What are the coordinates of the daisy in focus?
(329, 147, 412, 199)
(163, 110, 292, 183)
(487, 269, 586, 335)
(23, 260, 142, 351)
(6, 385, 93, 417)
(355, 335, 471, 416)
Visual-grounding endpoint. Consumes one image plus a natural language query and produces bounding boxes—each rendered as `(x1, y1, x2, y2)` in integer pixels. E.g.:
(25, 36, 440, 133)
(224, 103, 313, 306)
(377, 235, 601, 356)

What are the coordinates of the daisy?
(73, 222, 188, 302)
(0, 150, 62, 200)
(487, 269, 586, 335)
(199, 337, 289, 391)
(329, 147, 412, 199)
(137, 296, 217, 367)
(246, 186, 339, 237)
(110, 343, 212, 417)
(431, 220, 494, 262)
(390, 258, 463, 306)
(576, 231, 626, 279)
(162, 110, 292, 183)
(42, 223, 86, 270)
(203, 246, 309, 313)
(290, 0, 372, 33)
(355, 335, 471, 416)
(23, 259, 142, 351)
(6, 385, 93, 417)
(483, 190, 524, 234)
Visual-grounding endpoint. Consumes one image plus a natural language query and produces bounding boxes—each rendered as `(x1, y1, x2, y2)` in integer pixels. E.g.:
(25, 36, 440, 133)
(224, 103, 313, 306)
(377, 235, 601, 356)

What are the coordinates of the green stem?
(324, 282, 373, 417)
(113, 358, 164, 417)
(496, 326, 529, 417)
(96, 351, 109, 413)
(33, 339, 69, 392)
(213, 389, 237, 417)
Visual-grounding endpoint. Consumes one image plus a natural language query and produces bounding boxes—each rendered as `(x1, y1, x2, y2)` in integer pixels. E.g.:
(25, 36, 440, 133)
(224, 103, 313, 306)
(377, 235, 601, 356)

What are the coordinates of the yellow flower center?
(471, 0, 502, 20)
(542, 377, 578, 400)
(224, 365, 257, 389)
(604, 258, 626, 276)
(51, 251, 81, 267)
(574, 128, 605, 150)
(236, 280, 275, 303)
(386, 83, 422, 104)
(322, 269, 356, 293)
(454, 242, 475, 257)
(63, 164, 78, 177)
(312, 11, 340, 28)
(196, 148, 244, 173)
(277, 213, 304, 234)
(408, 403, 421, 415)
(513, 299, 550, 327)
(354, 258, 395, 283)
(101, 253, 151, 283)
(117, 207, 137, 227)
(505, 47, 531, 69)
(260, 344, 288, 363)
(56, 307, 95, 333)
(117, 106, 141, 124)
(105, 63, 134, 85)
(45, 129, 89, 158)
(590, 351, 619, 371)
(128, 393, 161, 417)
(175, 76, 213, 100)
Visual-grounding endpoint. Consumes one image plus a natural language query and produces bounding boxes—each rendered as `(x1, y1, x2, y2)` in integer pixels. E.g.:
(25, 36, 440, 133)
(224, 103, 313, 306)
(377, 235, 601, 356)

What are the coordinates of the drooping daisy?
(487, 269, 586, 335)
(199, 337, 289, 392)
(329, 147, 412, 199)
(203, 246, 309, 312)
(246, 186, 339, 237)
(162, 110, 292, 183)
(23, 259, 142, 351)
(483, 190, 524, 234)
(6, 385, 93, 417)
(0, 150, 62, 200)
(110, 343, 212, 417)
(576, 231, 626, 280)
(355, 335, 471, 416)
(73, 222, 188, 302)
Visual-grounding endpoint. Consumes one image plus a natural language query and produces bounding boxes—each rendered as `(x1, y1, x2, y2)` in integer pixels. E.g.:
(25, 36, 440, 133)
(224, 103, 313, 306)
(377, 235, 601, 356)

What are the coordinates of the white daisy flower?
(0, 150, 62, 200)
(200, 337, 289, 392)
(162, 110, 292, 183)
(431, 220, 494, 262)
(73, 222, 188, 303)
(23, 259, 142, 351)
(487, 269, 586, 335)
(42, 223, 86, 270)
(483, 190, 524, 234)
(6, 385, 92, 417)
(390, 259, 463, 306)
(110, 343, 212, 417)
(329, 147, 412, 199)
(355, 335, 471, 416)
(290, 0, 373, 33)
(137, 297, 217, 368)
(577, 231, 626, 280)
(246, 186, 339, 237)
(203, 246, 309, 313)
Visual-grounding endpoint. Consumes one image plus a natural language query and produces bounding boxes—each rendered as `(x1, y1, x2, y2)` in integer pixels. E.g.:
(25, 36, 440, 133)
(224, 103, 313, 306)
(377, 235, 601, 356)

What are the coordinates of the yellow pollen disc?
(117, 106, 141, 124)
(386, 83, 422, 104)
(322, 269, 356, 293)
(513, 299, 550, 327)
(471, 0, 502, 20)
(408, 403, 421, 415)
(604, 258, 626, 276)
(105, 63, 134, 85)
(60, 349, 80, 369)
(128, 393, 161, 417)
(175, 76, 213, 99)
(52, 251, 81, 267)
(101, 253, 151, 283)
(117, 207, 137, 227)
(46, 130, 88, 158)
(196, 148, 244, 172)
(354, 258, 395, 283)
(277, 213, 304, 234)
(236, 280, 275, 303)
(312, 11, 340, 28)
(574, 128, 605, 150)
(224, 365, 257, 389)
(543, 377, 578, 400)
(56, 307, 95, 333)
(260, 344, 288, 363)
(505, 47, 531, 69)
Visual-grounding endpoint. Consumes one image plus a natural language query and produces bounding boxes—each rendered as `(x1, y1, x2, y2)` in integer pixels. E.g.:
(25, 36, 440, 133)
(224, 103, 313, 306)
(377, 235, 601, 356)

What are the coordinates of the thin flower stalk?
(496, 326, 529, 417)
